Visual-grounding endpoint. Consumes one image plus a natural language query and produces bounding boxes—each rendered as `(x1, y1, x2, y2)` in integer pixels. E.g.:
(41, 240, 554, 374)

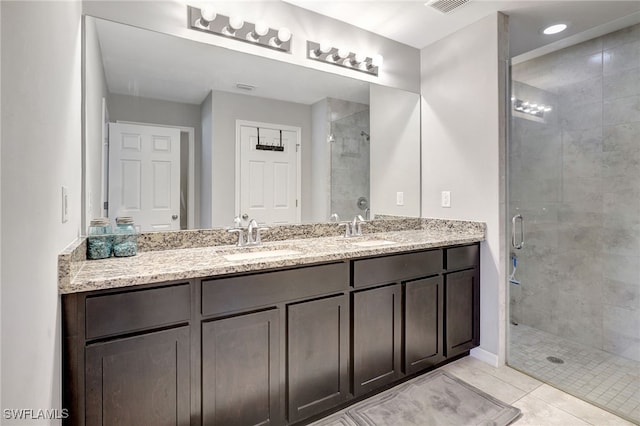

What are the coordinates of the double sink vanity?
(60, 218, 485, 425)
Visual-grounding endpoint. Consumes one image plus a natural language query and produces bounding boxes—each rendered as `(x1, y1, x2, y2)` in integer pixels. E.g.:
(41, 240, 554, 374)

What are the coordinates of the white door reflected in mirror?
(109, 123, 181, 231)
(238, 122, 301, 225)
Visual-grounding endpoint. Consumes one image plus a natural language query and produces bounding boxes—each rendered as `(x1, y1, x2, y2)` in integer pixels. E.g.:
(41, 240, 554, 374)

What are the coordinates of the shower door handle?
(512, 214, 524, 249)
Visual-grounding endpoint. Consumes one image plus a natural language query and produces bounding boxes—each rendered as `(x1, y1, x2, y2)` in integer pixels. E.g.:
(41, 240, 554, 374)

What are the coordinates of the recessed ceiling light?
(543, 24, 568, 35)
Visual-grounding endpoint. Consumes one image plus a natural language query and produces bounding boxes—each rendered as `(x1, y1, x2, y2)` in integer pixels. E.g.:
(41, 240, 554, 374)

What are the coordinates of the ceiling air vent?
(426, 0, 472, 14)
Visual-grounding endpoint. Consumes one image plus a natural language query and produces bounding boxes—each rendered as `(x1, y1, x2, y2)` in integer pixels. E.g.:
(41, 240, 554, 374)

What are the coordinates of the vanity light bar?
(306, 41, 382, 76)
(187, 6, 292, 53)
(512, 98, 552, 118)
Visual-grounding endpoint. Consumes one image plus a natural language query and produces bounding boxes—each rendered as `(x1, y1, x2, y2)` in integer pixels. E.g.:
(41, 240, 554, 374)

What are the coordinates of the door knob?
(172, 214, 178, 220)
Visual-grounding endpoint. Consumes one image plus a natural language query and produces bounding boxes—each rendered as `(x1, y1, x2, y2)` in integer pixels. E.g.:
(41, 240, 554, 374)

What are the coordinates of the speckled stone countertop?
(59, 220, 485, 294)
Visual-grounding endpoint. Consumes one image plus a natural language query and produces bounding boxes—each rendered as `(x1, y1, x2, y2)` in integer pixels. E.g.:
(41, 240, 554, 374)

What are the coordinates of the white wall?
(1, 2, 82, 424)
(81, 1, 420, 93)
(84, 16, 110, 226)
(310, 99, 330, 222)
(421, 13, 509, 365)
(208, 90, 312, 226)
(200, 91, 214, 229)
(370, 84, 421, 218)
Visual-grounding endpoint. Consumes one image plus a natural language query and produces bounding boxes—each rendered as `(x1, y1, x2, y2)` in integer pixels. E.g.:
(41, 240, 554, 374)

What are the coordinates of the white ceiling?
(284, 0, 640, 56)
(95, 18, 370, 106)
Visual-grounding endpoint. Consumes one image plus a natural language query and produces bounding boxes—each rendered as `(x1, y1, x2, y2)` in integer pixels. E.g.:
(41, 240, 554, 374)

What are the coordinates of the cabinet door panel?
(85, 327, 190, 426)
(202, 310, 280, 426)
(405, 276, 443, 374)
(445, 269, 480, 357)
(288, 295, 348, 422)
(353, 284, 402, 396)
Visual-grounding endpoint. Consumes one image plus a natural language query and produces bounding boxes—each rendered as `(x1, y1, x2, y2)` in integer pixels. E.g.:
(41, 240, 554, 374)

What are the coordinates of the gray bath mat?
(312, 370, 521, 426)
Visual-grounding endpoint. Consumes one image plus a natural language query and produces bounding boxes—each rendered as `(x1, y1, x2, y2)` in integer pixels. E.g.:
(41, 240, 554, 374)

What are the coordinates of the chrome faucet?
(339, 215, 366, 238)
(352, 215, 365, 237)
(246, 218, 269, 245)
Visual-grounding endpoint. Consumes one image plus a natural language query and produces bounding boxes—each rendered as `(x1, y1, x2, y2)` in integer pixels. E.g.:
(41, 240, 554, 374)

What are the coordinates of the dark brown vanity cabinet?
(444, 245, 480, 358)
(85, 327, 191, 426)
(287, 295, 349, 422)
(201, 310, 280, 426)
(63, 282, 192, 426)
(352, 284, 403, 396)
(63, 243, 481, 426)
(404, 276, 444, 374)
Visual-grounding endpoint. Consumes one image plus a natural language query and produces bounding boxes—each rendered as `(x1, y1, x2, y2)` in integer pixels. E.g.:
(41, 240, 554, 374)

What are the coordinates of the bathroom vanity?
(60, 224, 482, 425)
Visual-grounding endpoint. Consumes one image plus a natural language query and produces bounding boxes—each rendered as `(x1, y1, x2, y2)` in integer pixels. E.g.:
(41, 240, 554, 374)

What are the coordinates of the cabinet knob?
(172, 214, 178, 220)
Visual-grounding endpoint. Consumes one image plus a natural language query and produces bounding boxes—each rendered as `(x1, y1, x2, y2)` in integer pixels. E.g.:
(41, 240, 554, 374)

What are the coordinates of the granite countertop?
(60, 227, 484, 294)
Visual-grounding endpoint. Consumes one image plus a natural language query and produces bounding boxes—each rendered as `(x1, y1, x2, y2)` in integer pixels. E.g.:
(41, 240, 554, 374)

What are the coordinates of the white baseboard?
(471, 347, 499, 367)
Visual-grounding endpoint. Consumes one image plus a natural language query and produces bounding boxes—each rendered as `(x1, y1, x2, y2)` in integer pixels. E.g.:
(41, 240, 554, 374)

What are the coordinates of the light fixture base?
(306, 41, 379, 76)
(188, 6, 291, 53)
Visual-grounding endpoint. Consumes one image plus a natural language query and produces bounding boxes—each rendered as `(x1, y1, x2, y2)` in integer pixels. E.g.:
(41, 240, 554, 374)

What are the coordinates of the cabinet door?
(445, 268, 480, 357)
(85, 327, 190, 426)
(288, 295, 348, 423)
(405, 276, 443, 374)
(352, 284, 402, 396)
(202, 310, 280, 426)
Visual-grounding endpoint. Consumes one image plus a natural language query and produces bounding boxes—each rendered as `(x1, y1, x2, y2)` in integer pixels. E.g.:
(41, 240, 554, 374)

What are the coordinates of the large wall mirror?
(83, 16, 421, 233)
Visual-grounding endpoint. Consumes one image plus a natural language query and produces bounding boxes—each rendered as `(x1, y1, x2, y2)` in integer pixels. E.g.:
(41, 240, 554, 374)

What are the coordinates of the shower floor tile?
(509, 323, 640, 424)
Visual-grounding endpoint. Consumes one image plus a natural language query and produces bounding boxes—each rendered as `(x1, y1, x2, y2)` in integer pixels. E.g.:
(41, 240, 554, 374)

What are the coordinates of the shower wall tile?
(604, 68, 640, 101)
(601, 227, 640, 255)
(603, 41, 640, 76)
(602, 23, 640, 50)
(602, 151, 640, 178)
(562, 128, 603, 157)
(603, 306, 640, 361)
(603, 122, 640, 153)
(603, 95, 640, 127)
(562, 177, 603, 212)
(558, 76, 603, 108)
(560, 101, 602, 131)
(603, 279, 639, 311)
(556, 295, 604, 349)
(602, 253, 640, 285)
(563, 152, 603, 179)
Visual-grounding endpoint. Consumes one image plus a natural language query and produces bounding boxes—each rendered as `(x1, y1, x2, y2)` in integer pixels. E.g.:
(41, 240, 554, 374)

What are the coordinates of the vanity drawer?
(85, 283, 190, 340)
(353, 250, 442, 288)
(202, 262, 348, 316)
(445, 244, 479, 271)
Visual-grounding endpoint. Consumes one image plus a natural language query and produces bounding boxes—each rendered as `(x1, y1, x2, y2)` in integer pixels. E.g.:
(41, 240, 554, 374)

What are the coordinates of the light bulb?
(354, 53, 367, 64)
(229, 16, 244, 30)
(319, 41, 332, 53)
(254, 21, 269, 36)
(277, 27, 291, 43)
(337, 48, 350, 59)
(201, 7, 216, 23)
(543, 23, 567, 35)
(372, 54, 384, 67)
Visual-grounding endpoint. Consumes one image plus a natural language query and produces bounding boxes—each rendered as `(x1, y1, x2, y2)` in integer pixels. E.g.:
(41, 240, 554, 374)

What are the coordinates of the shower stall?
(507, 23, 640, 423)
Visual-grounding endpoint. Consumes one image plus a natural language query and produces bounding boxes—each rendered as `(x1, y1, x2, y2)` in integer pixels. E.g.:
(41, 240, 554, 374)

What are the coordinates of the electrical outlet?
(396, 192, 404, 206)
(62, 186, 69, 223)
(441, 191, 451, 208)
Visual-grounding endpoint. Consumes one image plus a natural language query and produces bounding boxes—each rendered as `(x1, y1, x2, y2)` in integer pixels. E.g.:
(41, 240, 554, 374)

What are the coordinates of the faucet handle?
(254, 226, 269, 244)
(338, 222, 352, 238)
(355, 220, 366, 236)
(228, 228, 245, 246)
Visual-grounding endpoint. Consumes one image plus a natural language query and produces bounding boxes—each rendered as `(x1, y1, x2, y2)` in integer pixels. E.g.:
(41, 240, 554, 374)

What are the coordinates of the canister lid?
(116, 216, 135, 225)
(89, 217, 110, 227)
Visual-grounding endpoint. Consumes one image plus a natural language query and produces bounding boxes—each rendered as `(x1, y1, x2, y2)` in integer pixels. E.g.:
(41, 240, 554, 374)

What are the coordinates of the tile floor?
(509, 323, 640, 424)
(311, 355, 636, 425)
(441, 356, 636, 426)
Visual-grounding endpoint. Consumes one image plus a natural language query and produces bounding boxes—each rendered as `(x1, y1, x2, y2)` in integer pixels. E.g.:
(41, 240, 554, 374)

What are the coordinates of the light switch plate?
(396, 192, 404, 206)
(62, 186, 69, 223)
(441, 191, 451, 208)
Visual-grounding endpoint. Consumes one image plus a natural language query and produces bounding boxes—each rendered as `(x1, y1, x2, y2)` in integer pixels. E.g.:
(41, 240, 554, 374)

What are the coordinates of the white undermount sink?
(222, 248, 302, 262)
(349, 239, 396, 248)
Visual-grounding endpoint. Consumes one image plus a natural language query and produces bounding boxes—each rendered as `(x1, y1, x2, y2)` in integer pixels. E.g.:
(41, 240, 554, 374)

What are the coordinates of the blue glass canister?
(87, 218, 113, 260)
(113, 217, 138, 257)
